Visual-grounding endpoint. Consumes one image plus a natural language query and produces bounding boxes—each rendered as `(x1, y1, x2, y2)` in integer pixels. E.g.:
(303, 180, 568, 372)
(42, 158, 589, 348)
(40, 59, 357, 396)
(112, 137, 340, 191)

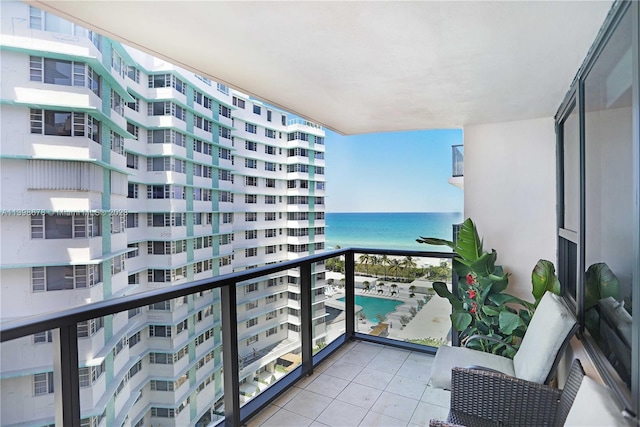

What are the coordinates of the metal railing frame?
(0, 248, 454, 427)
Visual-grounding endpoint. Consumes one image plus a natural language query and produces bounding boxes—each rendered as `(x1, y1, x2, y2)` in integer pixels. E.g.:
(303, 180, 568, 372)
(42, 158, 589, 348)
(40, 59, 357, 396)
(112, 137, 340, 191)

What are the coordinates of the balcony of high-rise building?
(1, 1, 639, 426)
(448, 145, 464, 190)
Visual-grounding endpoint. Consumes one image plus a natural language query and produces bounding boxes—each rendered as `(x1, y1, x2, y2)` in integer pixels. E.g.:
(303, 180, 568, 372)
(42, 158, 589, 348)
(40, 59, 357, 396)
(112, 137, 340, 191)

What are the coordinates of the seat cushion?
(429, 345, 515, 389)
(565, 376, 634, 426)
(513, 292, 576, 383)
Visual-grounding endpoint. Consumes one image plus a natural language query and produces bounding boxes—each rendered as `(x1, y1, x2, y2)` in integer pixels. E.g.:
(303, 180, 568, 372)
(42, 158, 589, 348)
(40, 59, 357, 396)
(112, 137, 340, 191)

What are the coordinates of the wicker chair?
(429, 292, 578, 390)
(429, 359, 585, 427)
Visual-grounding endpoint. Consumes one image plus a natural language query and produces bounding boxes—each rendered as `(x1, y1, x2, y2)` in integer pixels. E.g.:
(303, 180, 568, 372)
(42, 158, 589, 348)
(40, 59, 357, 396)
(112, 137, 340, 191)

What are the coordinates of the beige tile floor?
(244, 340, 451, 427)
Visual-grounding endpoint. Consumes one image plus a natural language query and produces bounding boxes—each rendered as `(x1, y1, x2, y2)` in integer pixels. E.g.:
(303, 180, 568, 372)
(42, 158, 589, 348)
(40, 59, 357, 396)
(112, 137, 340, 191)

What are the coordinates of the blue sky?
(324, 129, 464, 213)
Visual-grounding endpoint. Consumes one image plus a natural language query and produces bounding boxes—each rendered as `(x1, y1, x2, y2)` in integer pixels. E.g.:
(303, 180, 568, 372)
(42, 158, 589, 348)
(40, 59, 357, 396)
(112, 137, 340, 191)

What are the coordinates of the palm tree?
(370, 255, 380, 277)
(380, 255, 390, 279)
(402, 256, 417, 280)
(389, 258, 401, 280)
(359, 253, 371, 275)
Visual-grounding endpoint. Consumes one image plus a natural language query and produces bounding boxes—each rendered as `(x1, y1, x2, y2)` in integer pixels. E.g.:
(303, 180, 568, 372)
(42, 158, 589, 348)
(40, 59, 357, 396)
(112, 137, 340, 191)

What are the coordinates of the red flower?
(470, 302, 478, 314)
(466, 273, 475, 285)
(468, 289, 477, 299)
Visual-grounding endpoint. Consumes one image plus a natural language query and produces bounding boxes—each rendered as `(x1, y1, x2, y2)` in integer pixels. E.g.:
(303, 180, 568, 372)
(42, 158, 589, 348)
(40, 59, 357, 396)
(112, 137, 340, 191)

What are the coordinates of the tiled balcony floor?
(244, 340, 450, 427)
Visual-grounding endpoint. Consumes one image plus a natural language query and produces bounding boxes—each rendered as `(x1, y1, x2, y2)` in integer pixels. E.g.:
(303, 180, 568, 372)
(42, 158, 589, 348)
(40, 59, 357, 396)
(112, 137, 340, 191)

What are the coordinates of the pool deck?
(324, 273, 451, 343)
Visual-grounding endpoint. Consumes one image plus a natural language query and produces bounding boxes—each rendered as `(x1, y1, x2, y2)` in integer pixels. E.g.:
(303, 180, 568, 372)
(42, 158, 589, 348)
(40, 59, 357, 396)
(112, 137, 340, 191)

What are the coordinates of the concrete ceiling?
(30, 1, 613, 135)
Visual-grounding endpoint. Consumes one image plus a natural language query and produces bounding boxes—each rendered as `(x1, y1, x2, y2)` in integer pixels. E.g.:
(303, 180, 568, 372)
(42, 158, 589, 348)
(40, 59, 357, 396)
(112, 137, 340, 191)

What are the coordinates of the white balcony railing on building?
(452, 144, 464, 177)
(287, 118, 322, 130)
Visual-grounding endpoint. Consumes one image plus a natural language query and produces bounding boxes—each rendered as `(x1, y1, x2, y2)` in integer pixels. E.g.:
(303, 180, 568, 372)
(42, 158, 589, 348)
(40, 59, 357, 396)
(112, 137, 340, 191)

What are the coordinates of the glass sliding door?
(555, 1, 638, 415)
(583, 7, 634, 392)
(558, 101, 580, 303)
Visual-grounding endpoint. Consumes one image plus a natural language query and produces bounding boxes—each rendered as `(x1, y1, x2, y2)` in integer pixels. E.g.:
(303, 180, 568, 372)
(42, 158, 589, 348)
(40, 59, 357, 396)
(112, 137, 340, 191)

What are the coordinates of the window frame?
(554, 1, 639, 415)
(32, 265, 98, 292)
(34, 372, 54, 396)
(30, 109, 86, 137)
(30, 56, 88, 87)
(245, 123, 257, 134)
(34, 330, 53, 344)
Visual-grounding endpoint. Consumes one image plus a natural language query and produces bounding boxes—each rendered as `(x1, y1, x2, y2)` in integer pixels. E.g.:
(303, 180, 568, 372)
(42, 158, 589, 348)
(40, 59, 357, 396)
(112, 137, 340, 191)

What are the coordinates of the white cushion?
(565, 376, 634, 426)
(513, 292, 576, 383)
(429, 344, 515, 389)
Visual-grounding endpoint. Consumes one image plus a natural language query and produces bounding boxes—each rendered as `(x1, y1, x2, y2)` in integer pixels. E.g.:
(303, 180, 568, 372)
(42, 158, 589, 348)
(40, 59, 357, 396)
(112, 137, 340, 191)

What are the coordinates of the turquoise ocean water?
(325, 212, 463, 251)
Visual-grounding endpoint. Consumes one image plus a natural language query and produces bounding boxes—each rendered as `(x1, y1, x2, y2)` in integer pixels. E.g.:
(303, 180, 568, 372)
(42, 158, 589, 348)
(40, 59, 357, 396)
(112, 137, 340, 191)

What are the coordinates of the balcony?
(0, 247, 456, 426)
(2, 1, 639, 425)
(286, 118, 323, 133)
(245, 340, 449, 426)
(448, 144, 463, 190)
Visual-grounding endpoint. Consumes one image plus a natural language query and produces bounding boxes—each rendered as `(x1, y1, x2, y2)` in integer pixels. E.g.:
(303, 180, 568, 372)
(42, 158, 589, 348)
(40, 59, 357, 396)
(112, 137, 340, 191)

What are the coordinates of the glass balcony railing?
(287, 118, 322, 130)
(0, 248, 454, 426)
(452, 144, 464, 177)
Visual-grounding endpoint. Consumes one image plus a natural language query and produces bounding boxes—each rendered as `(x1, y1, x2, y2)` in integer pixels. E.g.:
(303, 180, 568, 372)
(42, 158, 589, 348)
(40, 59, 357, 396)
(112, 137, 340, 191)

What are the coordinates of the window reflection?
(584, 9, 633, 388)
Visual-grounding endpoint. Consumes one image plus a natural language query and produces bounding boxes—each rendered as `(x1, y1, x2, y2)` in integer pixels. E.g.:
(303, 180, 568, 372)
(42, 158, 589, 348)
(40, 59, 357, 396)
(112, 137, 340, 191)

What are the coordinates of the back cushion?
(513, 292, 576, 383)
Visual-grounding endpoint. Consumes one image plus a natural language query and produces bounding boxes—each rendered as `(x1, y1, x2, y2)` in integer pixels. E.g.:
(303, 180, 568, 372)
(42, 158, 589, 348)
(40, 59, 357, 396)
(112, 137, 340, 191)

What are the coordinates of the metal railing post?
(221, 283, 240, 427)
(451, 270, 460, 347)
(300, 261, 313, 375)
(53, 325, 80, 427)
(345, 251, 355, 337)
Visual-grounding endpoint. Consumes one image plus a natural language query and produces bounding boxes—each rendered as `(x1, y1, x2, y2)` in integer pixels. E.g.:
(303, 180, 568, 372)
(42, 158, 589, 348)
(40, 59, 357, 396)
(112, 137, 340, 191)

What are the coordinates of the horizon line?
(325, 211, 464, 214)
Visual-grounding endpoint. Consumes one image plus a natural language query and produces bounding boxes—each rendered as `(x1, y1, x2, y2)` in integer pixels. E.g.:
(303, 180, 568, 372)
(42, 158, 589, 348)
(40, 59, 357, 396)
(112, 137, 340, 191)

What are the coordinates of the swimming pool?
(337, 295, 403, 323)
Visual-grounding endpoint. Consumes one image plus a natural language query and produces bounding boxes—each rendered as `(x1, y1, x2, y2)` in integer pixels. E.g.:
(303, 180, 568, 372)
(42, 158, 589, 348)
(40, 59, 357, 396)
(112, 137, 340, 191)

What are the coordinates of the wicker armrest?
(449, 367, 562, 426)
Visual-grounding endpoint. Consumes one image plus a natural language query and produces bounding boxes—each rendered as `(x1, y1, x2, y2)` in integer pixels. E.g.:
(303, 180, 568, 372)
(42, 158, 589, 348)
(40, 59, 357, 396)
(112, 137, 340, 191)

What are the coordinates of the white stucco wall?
(463, 117, 557, 302)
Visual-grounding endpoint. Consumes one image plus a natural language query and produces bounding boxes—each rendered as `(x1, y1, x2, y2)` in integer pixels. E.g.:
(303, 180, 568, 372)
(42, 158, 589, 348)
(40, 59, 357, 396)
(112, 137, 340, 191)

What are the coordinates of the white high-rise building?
(0, 2, 326, 426)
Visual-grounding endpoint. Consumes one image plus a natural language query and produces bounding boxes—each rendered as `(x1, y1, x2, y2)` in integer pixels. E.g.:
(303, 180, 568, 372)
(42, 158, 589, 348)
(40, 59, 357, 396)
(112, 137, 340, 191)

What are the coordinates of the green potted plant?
(417, 218, 560, 358)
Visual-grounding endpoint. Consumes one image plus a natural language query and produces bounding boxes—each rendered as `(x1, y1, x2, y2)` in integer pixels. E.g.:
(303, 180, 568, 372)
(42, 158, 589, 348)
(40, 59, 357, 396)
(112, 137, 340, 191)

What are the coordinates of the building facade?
(0, 2, 326, 426)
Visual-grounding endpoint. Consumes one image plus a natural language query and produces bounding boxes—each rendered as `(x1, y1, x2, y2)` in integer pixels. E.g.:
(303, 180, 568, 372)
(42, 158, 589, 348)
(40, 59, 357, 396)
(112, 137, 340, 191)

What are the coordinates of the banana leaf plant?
(531, 259, 561, 306)
(417, 218, 536, 358)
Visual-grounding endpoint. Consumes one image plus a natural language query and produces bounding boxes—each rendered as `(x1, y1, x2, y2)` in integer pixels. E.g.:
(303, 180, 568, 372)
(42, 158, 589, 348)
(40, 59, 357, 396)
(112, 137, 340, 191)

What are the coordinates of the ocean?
(325, 212, 463, 251)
